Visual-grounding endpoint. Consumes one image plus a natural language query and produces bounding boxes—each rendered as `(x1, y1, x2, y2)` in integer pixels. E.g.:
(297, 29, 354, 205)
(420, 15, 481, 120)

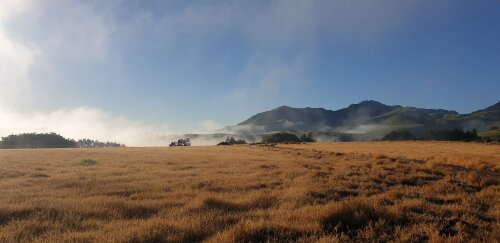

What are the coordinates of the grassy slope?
(479, 129, 500, 138)
(0, 143, 498, 242)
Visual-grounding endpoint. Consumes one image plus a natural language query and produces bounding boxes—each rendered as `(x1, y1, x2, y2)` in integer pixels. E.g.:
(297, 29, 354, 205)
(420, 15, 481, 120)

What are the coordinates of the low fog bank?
(171, 133, 261, 146)
(0, 107, 174, 147)
(0, 106, 262, 147)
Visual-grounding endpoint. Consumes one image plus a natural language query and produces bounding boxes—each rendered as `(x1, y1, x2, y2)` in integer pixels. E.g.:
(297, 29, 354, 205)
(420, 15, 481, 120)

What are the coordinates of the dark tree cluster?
(424, 128, 479, 142)
(0, 133, 76, 149)
(381, 130, 416, 141)
(381, 128, 480, 142)
(76, 139, 125, 148)
(217, 136, 247, 145)
(169, 138, 191, 147)
(262, 132, 303, 144)
(261, 132, 317, 144)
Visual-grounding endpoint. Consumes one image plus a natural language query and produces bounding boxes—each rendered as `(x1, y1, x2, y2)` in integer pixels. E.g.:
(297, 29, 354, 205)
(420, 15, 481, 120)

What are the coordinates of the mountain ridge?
(225, 100, 500, 138)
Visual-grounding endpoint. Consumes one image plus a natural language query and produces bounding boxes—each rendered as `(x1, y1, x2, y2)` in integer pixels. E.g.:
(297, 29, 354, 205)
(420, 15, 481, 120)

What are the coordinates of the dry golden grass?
(0, 142, 498, 242)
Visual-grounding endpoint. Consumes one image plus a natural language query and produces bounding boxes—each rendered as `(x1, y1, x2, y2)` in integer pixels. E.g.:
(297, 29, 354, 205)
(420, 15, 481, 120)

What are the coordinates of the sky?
(0, 0, 499, 145)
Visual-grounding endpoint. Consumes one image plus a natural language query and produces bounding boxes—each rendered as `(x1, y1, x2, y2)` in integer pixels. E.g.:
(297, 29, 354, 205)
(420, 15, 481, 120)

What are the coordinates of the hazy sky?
(1, 0, 499, 145)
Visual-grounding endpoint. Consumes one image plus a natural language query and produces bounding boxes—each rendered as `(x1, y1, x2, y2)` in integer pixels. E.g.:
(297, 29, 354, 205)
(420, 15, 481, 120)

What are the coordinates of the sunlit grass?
(0, 142, 498, 242)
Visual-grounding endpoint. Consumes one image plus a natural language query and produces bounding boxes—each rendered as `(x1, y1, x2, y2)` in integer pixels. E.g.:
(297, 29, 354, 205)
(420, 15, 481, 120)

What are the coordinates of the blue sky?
(0, 0, 499, 145)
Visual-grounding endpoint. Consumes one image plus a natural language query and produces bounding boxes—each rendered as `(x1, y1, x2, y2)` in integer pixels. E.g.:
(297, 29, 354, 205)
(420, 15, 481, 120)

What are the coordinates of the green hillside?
(479, 129, 500, 138)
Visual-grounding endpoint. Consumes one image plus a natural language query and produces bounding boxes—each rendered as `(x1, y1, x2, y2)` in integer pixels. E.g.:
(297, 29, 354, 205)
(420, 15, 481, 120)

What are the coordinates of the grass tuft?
(80, 159, 97, 165)
(321, 198, 404, 234)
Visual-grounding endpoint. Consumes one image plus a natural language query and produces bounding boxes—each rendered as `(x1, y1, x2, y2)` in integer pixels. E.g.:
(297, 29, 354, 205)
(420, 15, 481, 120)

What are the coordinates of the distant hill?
(222, 100, 500, 140)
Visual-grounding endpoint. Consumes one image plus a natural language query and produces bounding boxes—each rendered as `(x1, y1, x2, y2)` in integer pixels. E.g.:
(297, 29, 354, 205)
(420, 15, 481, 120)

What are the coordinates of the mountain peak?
(359, 100, 384, 105)
(345, 100, 398, 112)
(275, 105, 292, 110)
(347, 100, 387, 108)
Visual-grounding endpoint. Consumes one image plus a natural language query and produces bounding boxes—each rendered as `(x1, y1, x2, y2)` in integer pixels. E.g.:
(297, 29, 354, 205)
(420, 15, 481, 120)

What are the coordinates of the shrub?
(212, 222, 304, 243)
(80, 159, 98, 166)
(320, 199, 403, 234)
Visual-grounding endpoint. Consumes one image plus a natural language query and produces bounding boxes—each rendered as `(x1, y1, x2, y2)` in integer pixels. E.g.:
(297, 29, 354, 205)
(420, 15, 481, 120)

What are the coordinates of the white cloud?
(0, 0, 113, 109)
(0, 0, 38, 107)
(0, 107, 174, 146)
(0, 0, 32, 20)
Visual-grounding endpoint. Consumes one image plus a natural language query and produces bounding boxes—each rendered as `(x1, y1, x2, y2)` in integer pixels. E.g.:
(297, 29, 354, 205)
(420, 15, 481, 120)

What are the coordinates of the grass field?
(0, 142, 498, 242)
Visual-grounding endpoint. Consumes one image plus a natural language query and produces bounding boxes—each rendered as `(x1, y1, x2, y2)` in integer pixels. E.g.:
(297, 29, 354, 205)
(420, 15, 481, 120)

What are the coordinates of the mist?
(0, 106, 174, 147)
(343, 124, 383, 134)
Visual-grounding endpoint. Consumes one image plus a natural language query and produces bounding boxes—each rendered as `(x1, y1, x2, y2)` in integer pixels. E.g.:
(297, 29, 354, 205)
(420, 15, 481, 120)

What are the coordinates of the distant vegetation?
(261, 132, 317, 144)
(217, 136, 247, 145)
(381, 130, 416, 141)
(381, 128, 480, 142)
(76, 139, 125, 148)
(169, 138, 191, 147)
(0, 133, 126, 149)
(0, 133, 76, 148)
(424, 128, 479, 142)
(262, 132, 302, 143)
(261, 132, 302, 143)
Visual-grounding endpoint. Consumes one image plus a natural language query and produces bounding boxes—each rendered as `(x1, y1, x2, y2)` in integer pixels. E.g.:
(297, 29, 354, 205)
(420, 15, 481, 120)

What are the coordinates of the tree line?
(0, 133, 125, 149)
(76, 139, 125, 148)
(381, 128, 480, 142)
(217, 136, 247, 145)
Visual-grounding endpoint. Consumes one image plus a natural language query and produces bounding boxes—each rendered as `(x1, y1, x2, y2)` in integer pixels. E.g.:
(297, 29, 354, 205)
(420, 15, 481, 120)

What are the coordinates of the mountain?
(224, 100, 500, 139)
(234, 101, 399, 132)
